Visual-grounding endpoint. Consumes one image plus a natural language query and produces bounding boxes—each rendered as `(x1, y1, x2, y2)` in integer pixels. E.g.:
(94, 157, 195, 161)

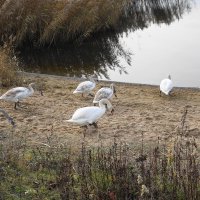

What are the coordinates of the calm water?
(19, 0, 200, 87)
(105, 0, 200, 87)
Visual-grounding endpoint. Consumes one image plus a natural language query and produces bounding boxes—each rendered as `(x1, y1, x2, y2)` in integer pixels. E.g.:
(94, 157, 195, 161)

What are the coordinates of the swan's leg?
(14, 102, 18, 110)
(92, 122, 98, 128)
(81, 125, 88, 137)
(159, 90, 162, 97)
(88, 93, 94, 97)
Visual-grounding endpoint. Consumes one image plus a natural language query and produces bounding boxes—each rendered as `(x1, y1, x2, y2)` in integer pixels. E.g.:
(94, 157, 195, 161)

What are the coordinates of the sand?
(0, 74, 200, 151)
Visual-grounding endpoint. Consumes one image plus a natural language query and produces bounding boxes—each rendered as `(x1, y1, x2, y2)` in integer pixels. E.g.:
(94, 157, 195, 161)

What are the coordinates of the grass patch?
(0, 109, 200, 199)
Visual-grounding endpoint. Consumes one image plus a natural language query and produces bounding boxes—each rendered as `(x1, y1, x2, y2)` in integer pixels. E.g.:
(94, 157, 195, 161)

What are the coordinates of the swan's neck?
(0, 109, 8, 118)
(0, 109, 11, 121)
(110, 84, 116, 94)
(89, 77, 95, 83)
(28, 84, 34, 93)
(110, 84, 113, 90)
(99, 102, 107, 111)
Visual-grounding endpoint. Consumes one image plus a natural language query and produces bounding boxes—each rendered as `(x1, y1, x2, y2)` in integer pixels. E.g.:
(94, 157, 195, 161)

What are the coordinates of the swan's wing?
(71, 107, 104, 123)
(93, 88, 113, 102)
(160, 79, 173, 95)
(74, 81, 95, 93)
(0, 87, 28, 99)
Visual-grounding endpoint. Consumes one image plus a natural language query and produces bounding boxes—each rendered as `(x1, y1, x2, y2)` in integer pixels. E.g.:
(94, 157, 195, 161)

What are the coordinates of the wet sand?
(0, 74, 200, 150)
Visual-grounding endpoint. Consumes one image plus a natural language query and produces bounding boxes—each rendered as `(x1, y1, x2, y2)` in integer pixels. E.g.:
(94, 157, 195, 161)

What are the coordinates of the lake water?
(19, 0, 200, 88)
(105, 0, 200, 87)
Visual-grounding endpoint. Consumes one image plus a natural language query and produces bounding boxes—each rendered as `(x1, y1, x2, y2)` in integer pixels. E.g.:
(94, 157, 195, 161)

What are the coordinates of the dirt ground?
(0, 74, 200, 151)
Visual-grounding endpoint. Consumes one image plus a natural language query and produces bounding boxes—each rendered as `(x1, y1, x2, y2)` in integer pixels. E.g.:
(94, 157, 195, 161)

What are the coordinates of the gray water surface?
(103, 1, 200, 87)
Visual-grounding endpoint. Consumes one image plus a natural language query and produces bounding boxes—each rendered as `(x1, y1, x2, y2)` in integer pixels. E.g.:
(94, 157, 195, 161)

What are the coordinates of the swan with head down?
(93, 83, 117, 105)
(160, 75, 173, 96)
(0, 83, 35, 109)
(66, 98, 113, 128)
(73, 76, 97, 97)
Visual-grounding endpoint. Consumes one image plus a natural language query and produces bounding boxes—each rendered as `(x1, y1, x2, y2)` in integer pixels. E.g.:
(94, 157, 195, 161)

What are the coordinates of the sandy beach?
(0, 74, 200, 150)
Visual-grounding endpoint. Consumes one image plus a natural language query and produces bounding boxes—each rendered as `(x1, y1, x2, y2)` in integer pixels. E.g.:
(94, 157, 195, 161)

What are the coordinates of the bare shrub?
(0, 45, 22, 87)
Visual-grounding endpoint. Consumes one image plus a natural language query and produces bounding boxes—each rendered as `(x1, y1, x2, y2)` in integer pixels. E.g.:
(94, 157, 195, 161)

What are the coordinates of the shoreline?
(20, 71, 200, 90)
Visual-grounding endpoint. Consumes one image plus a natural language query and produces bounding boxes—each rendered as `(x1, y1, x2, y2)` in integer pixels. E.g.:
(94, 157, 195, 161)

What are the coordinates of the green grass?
(0, 126, 200, 200)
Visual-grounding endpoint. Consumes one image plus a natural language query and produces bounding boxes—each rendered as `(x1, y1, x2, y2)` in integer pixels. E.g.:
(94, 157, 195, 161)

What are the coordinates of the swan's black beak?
(113, 87, 117, 98)
(9, 117, 16, 127)
(40, 90, 44, 96)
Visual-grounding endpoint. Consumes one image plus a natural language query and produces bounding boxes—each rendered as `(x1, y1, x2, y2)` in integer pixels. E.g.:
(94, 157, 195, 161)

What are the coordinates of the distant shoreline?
(20, 71, 200, 91)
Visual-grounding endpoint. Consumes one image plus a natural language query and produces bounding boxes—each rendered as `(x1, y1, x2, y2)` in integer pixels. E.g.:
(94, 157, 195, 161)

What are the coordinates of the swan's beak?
(111, 108, 114, 115)
(40, 90, 44, 96)
(113, 87, 117, 98)
(9, 117, 16, 127)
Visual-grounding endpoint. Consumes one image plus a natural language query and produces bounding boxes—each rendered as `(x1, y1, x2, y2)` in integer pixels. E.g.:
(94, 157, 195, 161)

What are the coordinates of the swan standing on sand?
(0, 108, 15, 126)
(160, 75, 173, 96)
(66, 99, 113, 129)
(0, 83, 35, 109)
(93, 83, 117, 105)
(73, 76, 97, 97)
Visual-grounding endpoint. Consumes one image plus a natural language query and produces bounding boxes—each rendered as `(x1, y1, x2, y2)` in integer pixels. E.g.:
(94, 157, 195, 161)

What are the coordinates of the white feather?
(93, 83, 115, 103)
(73, 77, 96, 95)
(0, 83, 35, 109)
(160, 75, 173, 95)
(66, 99, 112, 126)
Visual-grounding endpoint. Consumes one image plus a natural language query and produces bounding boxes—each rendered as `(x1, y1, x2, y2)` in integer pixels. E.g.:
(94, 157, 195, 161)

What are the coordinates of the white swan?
(0, 83, 35, 109)
(0, 108, 15, 126)
(66, 99, 113, 128)
(73, 76, 97, 97)
(160, 75, 173, 96)
(93, 83, 117, 104)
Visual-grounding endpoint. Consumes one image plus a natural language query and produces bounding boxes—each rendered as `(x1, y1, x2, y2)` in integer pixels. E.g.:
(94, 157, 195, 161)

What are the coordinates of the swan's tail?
(66, 119, 74, 123)
(73, 90, 80, 94)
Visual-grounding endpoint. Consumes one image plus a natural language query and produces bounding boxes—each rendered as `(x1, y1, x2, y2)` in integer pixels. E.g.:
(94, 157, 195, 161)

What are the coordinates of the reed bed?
(0, 46, 23, 87)
(0, 0, 191, 47)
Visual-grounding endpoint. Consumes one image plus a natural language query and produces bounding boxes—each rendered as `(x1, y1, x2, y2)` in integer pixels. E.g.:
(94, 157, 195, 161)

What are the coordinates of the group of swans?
(0, 75, 173, 129)
(68, 75, 173, 130)
(69, 77, 116, 129)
